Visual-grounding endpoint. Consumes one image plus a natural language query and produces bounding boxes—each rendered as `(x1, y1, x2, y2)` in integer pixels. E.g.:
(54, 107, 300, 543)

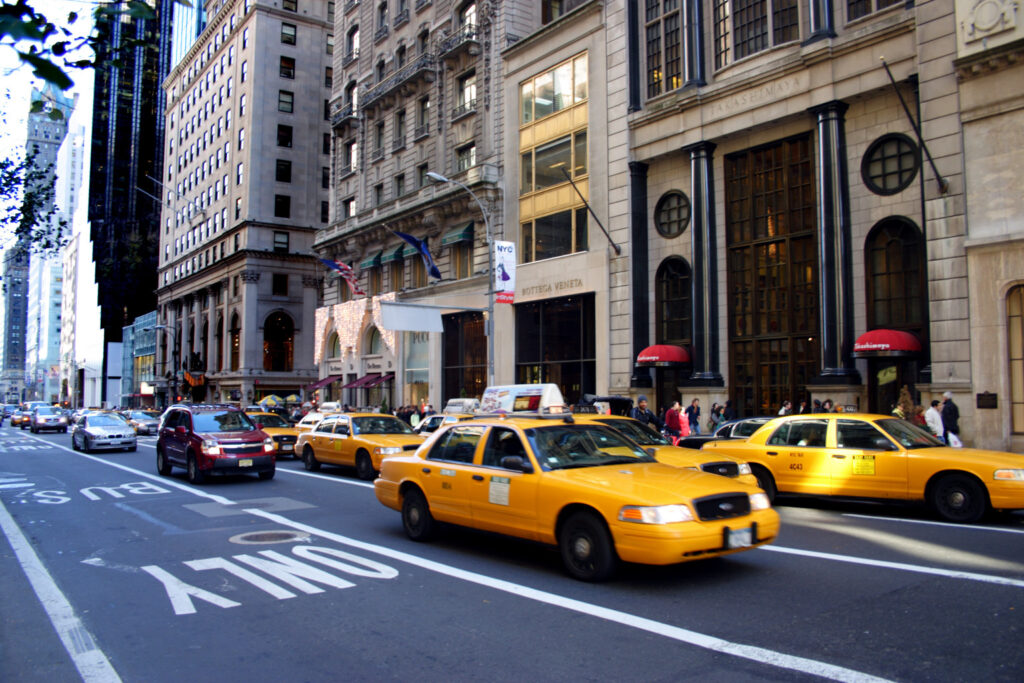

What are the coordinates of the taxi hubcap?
(573, 536, 592, 560)
(948, 490, 966, 508)
(408, 507, 421, 526)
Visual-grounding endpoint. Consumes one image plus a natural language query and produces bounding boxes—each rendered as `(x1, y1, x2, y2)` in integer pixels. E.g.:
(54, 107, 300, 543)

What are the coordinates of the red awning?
(852, 329, 922, 357)
(363, 373, 395, 388)
(636, 344, 691, 366)
(306, 375, 343, 392)
(343, 373, 381, 389)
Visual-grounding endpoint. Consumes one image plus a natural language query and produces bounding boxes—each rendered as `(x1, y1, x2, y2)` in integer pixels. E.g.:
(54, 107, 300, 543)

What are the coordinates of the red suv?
(156, 404, 276, 484)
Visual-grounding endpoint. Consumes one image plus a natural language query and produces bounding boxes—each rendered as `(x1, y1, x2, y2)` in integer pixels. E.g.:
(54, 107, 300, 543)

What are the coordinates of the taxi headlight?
(618, 504, 694, 524)
(749, 492, 771, 511)
(263, 437, 275, 453)
(374, 446, 402, 456)
(201, 439, 223, 456)
(737, 462, 752, 475)
(993, 469, 1024, 482)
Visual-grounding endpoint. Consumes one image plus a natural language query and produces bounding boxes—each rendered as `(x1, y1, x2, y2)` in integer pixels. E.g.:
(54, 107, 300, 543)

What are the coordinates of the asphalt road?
(1, 425, 1022, 682)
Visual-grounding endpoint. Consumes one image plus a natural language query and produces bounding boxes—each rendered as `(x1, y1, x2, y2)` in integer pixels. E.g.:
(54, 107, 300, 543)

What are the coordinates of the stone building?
(155, 0, 331, 406)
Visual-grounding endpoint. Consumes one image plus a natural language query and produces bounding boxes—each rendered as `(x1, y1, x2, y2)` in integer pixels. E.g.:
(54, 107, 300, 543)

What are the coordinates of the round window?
(655, 191, 691, 238)
(861, 134, 919, 196)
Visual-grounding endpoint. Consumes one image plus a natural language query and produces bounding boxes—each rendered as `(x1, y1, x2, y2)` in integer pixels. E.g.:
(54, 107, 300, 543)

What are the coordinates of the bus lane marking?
(843, 513, 1024, 534)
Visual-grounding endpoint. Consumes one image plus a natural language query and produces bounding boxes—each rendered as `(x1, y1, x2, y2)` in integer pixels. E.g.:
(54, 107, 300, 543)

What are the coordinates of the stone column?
(682, 0, 705, 87)
(240, 270, 261, 377)
(629, 161, 652, 388)
(684, 141, 723, 385)
(810, 101, 859, 383)
(627, 0, 642, 112)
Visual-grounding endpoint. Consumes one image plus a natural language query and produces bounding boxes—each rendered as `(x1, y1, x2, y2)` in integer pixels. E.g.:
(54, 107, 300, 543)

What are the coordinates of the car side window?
(767, 423, 790, 446)
(315, 417, 336, 434)
(481, 428, 527, 468)
(836, 420, 897, 451)
(428, 426, 484, 464)
(164, 411, 181, 430)
(334, 418, 350, 436)
(788, 420, 828, 447)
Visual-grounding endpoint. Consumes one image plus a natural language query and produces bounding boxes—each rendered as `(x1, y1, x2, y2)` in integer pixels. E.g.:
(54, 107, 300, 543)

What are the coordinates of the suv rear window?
(193, 410, 257, 433)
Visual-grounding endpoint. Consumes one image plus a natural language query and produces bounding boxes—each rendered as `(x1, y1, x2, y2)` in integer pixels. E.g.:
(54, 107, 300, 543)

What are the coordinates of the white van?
(318, 401, 342, 413)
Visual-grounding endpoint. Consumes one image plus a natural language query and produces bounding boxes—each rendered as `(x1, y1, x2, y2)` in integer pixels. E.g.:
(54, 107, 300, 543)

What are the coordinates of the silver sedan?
(71, 414, 138, 453)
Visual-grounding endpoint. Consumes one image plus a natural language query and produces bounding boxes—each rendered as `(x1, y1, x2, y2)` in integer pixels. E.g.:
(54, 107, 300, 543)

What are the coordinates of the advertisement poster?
(494, 241, 516, 304)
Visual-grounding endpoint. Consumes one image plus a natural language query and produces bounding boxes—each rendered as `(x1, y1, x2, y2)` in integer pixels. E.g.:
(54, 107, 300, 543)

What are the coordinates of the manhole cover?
(229, 530, 310, 545)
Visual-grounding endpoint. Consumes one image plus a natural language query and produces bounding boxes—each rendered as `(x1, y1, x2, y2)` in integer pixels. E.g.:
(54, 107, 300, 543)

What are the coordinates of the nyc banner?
(494, 241, 516, 304)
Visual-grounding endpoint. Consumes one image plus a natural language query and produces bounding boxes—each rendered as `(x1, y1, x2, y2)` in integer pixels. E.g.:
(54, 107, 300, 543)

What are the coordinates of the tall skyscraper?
(87, 0, 175, 402)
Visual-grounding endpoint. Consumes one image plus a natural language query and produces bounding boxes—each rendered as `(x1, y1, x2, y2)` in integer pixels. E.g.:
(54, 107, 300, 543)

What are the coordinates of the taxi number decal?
(440, 469, 456, 477)
(489, 476, 510, 506)
(788, 463, 803, 470)
(852, 454, 876, 475)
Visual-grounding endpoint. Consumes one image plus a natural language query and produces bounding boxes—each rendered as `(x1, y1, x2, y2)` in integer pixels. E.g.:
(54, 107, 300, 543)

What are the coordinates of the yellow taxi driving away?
(701, 413, 1024, 523)
(374, 385, 779, 581)
(296, 412, 424, 480)
(246, 411, 301, 458)
(571, 413, 759, 487)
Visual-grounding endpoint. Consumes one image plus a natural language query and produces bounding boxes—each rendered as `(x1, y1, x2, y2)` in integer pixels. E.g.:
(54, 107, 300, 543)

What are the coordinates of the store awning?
(342, 373, 381, 389)
(636, 344, 691, 367)
(852, 329, 922, 357)
(380, 244, 404, 264)
(441, 222, 474, 246)
(306, 375, 343, 392)
(359, 252, 382, 270)
(363, 373, 394, 388)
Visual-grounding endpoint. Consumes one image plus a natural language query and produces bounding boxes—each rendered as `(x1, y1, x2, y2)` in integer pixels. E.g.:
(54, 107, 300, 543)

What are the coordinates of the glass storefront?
(515, 294, 595, 405)
(404, 331, 429, 406)
(443, 312, 485, 404)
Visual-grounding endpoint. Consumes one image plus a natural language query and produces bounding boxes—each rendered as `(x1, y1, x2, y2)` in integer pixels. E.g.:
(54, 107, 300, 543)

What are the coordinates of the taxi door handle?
(421, 467, 431, 473)
(766, 451, 778, 456)
(832, 454, 846, 459)
(472, 474, 484, 481)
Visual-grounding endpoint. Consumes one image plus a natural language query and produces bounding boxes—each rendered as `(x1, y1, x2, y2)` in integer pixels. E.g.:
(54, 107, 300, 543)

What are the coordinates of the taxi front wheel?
(559, 511, 617, 582)
(402, 488, 436, 541)
(929, 473, 987, 523)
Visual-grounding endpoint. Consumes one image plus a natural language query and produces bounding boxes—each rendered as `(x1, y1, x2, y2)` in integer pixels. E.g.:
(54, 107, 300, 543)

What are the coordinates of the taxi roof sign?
(479, 384, 566, 415)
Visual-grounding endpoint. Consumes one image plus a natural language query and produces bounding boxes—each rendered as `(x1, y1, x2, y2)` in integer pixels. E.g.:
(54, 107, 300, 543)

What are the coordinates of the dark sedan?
(676, 416, 773, 449)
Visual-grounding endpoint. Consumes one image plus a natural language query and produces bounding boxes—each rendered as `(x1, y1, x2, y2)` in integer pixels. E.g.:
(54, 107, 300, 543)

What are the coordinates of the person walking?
(663, 401, 683, 440)
(723, 400, 737, 421)
(778, 400, 792, 416)
(684, 398, 702, 435)
(941, 391, 962, 447)
(630, 395, 661, 429)
(925, 399, 944, 443)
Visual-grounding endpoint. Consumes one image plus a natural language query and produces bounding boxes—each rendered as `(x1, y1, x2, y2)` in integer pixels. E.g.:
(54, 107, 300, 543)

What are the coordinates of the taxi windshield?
(253, 414, 290, 428)
(353, 416, 414, 435)
(526, 425, 655, 470)
(876, 418, 944, 448)
(596, 418, 670, 446)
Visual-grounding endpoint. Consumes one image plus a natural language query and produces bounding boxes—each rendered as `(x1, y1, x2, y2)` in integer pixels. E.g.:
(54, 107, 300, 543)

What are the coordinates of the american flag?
(319, 258, 366, 297)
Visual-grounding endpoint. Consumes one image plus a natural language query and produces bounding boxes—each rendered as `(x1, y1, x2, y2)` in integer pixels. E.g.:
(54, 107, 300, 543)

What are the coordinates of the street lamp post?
(145, 324, 177, 406)
(426, 171, 495, 388)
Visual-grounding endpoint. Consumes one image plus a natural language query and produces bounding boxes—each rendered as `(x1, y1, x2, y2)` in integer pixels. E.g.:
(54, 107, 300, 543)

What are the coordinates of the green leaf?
(67, 11, 77, 24)
(20, 52, 73, 90)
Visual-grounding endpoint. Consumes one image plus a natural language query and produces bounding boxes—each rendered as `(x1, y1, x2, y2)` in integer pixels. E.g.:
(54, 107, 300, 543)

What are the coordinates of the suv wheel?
(187, 452, 205, 484)
(258, 469, 275, 481)
(156, 447, 172, 476)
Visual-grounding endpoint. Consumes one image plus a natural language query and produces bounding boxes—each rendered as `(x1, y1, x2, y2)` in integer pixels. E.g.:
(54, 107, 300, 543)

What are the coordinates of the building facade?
(121, 311, 159, 408)
(155, 0, 330, 407)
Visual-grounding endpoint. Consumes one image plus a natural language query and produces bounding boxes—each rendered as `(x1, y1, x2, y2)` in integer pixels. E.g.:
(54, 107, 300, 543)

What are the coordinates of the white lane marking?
(0, 498, 122, 682)
(0, 482, 34, 489)
(275, 467, 375, 488)
(762, 546, 1024, 588)
(843, 513, 1024, 534)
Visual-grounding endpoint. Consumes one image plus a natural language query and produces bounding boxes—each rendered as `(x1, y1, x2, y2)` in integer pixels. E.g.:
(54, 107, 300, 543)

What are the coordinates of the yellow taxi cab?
(374, 384, 779, 581)
(571, 413, 759, 487)
(701, 413, 1024, 523)
(246, 411, 302, 458)
(296, 412, 425, 480)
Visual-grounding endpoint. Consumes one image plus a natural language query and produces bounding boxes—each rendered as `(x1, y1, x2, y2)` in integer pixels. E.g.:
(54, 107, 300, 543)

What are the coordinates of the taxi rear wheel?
(929, 473, 987, 523)
(559, 511, 617, 582)
(303, 446, 321, 471)
(402, 488, 436, 541)
(355, 451, 375, 481)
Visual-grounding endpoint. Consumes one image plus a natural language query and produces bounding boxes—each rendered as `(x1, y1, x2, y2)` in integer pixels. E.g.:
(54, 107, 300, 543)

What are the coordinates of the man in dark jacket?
(941, 391, 961, 446)
(630, 395, 662, 429)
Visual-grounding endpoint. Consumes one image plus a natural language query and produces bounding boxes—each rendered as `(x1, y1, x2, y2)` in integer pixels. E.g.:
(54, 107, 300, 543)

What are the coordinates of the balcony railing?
(342, 48, 359, 68)
(392, 135, 406, 152)
(330, 102, 357, 127)
(361, 53, 437, 109)
(370, 146, 385, 162)
(393, 9, 409, 28)
(414, 0, 430, 11)
(374, 24, 389, 43)
(344, 0, 358, 13)
(439, 24, 479, 58)
(413, 123, 429, 141)
(451, 98, 477, 120)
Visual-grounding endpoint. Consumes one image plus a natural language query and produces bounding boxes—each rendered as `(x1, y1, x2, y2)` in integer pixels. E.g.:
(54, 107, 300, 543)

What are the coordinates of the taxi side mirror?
(500, 455, 533, 473)
(645, 448, 657, 457)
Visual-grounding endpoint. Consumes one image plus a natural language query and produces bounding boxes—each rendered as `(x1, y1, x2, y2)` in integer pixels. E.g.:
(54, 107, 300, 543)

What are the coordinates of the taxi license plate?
(727, 527, 752, 549)
(239, 459, 253, 467)
(282, 444, 293, 451)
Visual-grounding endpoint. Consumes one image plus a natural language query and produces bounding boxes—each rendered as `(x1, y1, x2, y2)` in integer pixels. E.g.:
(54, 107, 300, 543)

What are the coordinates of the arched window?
(230, 313, 241, 371)
(346, 25, 359, 57)
(327, 332, 341, 359)
(344, 80, 358, 108)
(1008, 286, 1024, 433)
(263, 312, 295, 371)
(865, 218, 927, 333)
(395, 45, 406, 68)
(459, 1, 476, 27)
(377, 2, 388, 29)
(655, 257, 692, 346)
(376, 58, 386, 82)
(367, 326, 383, 355)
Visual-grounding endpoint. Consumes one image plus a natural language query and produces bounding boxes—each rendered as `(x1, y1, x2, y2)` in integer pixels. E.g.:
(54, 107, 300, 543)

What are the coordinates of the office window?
(278, 124, 293, 147)
(275, 194, 291, 218)
(324, 66, 333, 88)
(394, 173, 405, 197)
(241, 60, 248, 82)
(321, 201, 330, 223)
(452, 242, 472, 279)
(274, 231, 289, 253)
(326, 33, 334, 54)
(396, 44, 406, 68)
(713, 0, 800, 70)
(342, 197, 356, 218)
(1009, 286, 1024, 433)
(394, 109, 406, 148)
(848, 0, 902, 21)
(236, 162, 243, 185)
(280, 56, 295, 79)
(520, 131, 587, 194)
(521, 208, 588, 263)
(282, 23, 297, 44)
(239, 93, 246, 117)
(235, 197, 242, 218)
(645, 0, 681, 98)
(283, 0, 297, 11)
(456, 143, 476, 172)
(368, 267, 382, 296)
(323, 133, 331, 155)
(418, 163, 429, 187)
(322, 166, 330, 189)
(328, 1, 335, 21)
(277, 159, 292, 182)
(375, 121, 385, 154)
(343, 139, 358, 172)
(520, 53, 587, 124)
(279, 90, 294, 113)
(238, 127, 245, 150)
(416, 97, 430, 137)
(455, 71, 476, 117)
(374, 183, 384, 206)
(324, 98, 330, 121)
(273, 273, 289, 296)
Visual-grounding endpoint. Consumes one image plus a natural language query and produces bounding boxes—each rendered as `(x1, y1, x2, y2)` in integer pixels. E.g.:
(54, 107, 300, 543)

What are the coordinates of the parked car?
(296, 413, 424, 480)
(29, 405, 69, 433)
(701, 413, 1024, 522)
(71, 412, 137, 452)
(675, 416, 774, 449)
(245, 411, 301, 458)
(156, 404, 275, 484)
(124, 410, 162, 435)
